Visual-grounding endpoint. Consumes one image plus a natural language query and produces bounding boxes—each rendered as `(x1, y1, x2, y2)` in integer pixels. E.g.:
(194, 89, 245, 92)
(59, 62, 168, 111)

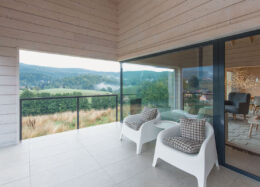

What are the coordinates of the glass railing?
(20, 94, 118, 140)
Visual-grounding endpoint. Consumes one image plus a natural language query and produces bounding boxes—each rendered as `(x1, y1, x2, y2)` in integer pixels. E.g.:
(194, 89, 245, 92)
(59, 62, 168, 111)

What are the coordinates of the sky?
(19, 50, 172, 72)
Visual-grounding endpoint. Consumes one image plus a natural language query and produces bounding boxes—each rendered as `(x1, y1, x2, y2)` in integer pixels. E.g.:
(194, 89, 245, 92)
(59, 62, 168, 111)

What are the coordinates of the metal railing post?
(120, 63, 123, 123)
(116, 95, 118, 121)
(77, 97, 79, 129)
(20, 99, 22, 141)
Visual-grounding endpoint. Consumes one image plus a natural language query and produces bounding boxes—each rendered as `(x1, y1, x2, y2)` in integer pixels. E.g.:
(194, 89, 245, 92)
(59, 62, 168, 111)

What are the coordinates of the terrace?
(0, 122, 259, 187)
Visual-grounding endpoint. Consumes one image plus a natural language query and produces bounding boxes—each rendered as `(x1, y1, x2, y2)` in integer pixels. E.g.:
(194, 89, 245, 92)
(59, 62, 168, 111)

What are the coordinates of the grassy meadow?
(22, 108, 117, 139)
(20, 88, 123, 139)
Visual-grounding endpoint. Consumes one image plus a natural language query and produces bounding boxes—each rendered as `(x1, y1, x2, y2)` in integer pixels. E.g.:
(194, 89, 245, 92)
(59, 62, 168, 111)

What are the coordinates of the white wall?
(0, 47, 19, 147)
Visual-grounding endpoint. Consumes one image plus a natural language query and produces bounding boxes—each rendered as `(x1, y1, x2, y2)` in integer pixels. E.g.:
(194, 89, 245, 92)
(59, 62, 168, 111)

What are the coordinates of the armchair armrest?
(238, 102, 250, 113)
(198, 123, 218, 175)
(154, 112, 161, 123)
(225, 100, 233, 105)
(123, 114, 139, 123)
(198, 128, 214, 158)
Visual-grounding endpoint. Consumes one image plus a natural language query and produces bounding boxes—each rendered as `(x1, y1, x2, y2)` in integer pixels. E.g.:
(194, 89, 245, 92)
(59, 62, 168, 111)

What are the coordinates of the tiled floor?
(0, 122, 259, 187)
(226, 146, 260, 177)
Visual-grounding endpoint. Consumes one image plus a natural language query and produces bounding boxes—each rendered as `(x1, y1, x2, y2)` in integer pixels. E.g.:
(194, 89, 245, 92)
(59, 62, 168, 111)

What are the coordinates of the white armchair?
(152, 122, 219, 187)
(120, 112, 161, 154)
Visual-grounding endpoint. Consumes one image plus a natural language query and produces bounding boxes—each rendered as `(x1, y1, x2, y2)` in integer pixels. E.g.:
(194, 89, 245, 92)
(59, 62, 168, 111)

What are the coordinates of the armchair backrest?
(228, 92, 251, 107)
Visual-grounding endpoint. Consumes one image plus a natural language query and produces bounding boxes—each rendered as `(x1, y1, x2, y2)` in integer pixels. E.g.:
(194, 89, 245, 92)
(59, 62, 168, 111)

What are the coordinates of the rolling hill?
(20, 63, 120, 91)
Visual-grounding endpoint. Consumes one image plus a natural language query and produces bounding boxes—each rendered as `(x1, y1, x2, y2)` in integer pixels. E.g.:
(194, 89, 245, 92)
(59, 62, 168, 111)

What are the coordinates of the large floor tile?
(29, 141, 83, 162)
(30, 160, 100, 187)
(117, 160, 191, 187)
(90, 144, 137, 166)
(0, 142, 30, 169)
(30, 147, 100, 174)
(56, 169, 116, 187)
(1, 177, 30, 187)
(104, 151, 153, 184)
(0, 164, 30, 186)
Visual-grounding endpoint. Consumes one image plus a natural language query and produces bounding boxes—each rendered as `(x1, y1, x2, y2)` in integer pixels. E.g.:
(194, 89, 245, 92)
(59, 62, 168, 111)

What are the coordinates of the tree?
(20, 89, 34, 99)
(136, 78, 169, 107)
(189, 76, 199, 89)
(107, 87, 113, 92)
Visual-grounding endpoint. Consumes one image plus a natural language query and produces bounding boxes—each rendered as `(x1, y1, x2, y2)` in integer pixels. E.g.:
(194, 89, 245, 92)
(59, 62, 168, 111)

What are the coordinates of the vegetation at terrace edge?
(20, 90, 117, 117)
(22, 108, 118, 139)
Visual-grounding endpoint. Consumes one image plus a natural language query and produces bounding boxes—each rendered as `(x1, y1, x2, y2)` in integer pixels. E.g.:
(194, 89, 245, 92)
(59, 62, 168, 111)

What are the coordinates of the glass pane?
(182, 46, 213, 124)
(122, 45, 213, 124)
(21, 97, 76, 139)
(123, 64, 174, 119)
(225, 34, 260, 176)
(79, 96, 118, 128)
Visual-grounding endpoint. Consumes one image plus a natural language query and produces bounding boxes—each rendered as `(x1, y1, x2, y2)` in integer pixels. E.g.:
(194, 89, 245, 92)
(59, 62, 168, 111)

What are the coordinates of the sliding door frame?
(215, 29, 260, 182)
(119, 29, 260, 182)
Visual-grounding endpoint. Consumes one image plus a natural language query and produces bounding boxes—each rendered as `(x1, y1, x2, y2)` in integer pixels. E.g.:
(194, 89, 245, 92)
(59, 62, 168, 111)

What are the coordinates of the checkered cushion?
(141, 107, 158, 121)
(180, 118, 206, 142)
(163, 136, 202, 154)
(124, 107, 158, 131)
(124, 114, 147, 130)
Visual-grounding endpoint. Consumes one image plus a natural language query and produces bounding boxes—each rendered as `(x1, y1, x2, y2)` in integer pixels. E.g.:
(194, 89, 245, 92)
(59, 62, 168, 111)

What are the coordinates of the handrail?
(20, 94, 118, 101)
(20, 94, 118, 140)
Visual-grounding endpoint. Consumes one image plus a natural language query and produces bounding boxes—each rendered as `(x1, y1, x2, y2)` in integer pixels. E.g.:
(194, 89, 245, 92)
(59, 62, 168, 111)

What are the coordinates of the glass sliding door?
(182, 46, 214, 124)
(122, 44, 213, 124)
(224, 34, 260, 177)
(120, 30, 260, 181)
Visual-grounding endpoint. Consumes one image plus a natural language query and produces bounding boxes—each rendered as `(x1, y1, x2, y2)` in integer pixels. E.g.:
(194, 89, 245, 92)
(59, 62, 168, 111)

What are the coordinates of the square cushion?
(141, 107, 158, 121)
(163, 136, 202, 154)
(180, 118, 205, 142)
(124, 107, 158, 131)
(124, 114, 147, 131)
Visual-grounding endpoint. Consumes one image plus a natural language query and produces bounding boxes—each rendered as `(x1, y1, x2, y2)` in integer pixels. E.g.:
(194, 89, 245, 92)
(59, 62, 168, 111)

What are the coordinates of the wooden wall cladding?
(118, 0, 260, 61)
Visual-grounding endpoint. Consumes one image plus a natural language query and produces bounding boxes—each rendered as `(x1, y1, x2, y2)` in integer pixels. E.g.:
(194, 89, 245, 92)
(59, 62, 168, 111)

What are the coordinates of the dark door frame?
(213, 30, 260, 182)
(119, 29, 260, 182)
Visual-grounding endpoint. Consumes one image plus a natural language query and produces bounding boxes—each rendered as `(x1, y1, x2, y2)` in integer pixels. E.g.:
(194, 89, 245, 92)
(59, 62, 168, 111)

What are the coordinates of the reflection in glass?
(122, 45, 213, 124)
(225, 34, 260, 177)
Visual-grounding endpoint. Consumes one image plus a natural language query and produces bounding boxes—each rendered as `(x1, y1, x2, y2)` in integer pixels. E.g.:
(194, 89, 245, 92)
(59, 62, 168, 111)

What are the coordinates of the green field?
(20, 88, 111, 96)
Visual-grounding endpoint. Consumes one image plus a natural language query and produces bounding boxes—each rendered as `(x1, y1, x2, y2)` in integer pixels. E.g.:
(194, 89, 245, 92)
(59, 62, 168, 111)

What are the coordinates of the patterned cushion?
(124, 114, 147, 130)
(141, 107, 158, 121)
(163, 136, 202, 154)
(180, 118, 206, 142)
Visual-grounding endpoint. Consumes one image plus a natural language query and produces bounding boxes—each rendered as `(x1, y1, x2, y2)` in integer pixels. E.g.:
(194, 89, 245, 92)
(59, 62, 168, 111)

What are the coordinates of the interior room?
(225, 34, 260, 176)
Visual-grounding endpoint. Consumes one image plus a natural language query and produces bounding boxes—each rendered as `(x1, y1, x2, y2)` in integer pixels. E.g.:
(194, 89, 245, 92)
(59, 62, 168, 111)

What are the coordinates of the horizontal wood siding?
(0, 47, 18, 147)
(0, 0, 118, 60)
(118, 0, 260, 61)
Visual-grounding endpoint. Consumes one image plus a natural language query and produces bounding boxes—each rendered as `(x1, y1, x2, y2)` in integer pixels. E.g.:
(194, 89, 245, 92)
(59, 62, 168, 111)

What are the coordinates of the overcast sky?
(19, 50, 172, 72)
